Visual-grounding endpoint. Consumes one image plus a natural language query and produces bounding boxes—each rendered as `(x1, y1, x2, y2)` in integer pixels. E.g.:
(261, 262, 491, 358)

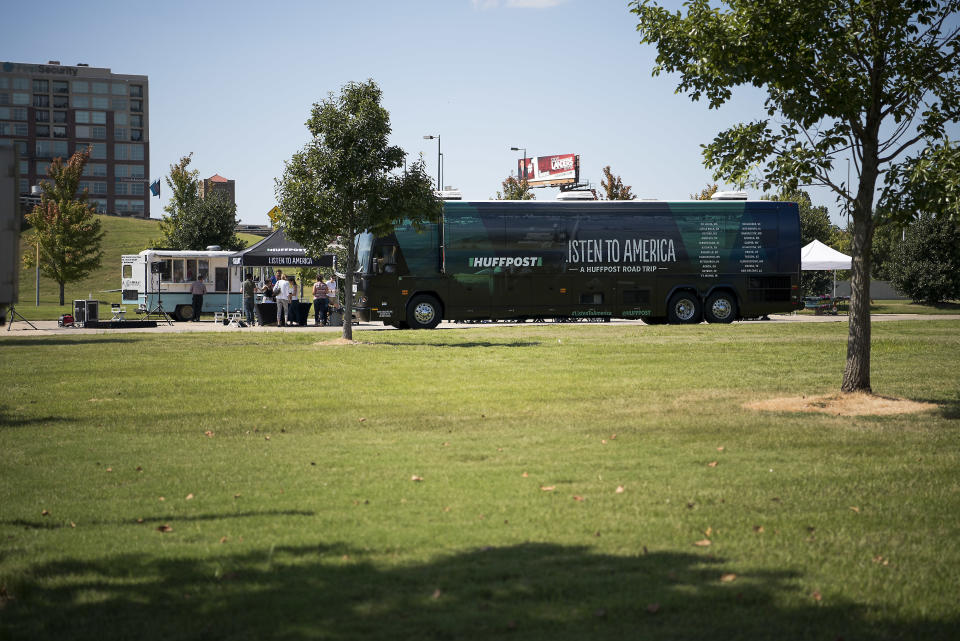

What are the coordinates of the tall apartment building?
(0, 60, 150, 219)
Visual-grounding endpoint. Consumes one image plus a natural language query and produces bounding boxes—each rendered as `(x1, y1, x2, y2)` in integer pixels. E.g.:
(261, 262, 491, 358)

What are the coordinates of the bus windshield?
(355, 232, 374, 273)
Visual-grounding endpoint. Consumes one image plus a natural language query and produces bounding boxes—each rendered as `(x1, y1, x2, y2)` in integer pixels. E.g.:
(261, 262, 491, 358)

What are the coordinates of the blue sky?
(8, 0, 954, 225)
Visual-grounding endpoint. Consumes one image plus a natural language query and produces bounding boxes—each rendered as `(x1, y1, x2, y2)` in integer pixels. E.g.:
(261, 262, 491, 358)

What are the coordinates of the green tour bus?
(353, 199, 801, 328)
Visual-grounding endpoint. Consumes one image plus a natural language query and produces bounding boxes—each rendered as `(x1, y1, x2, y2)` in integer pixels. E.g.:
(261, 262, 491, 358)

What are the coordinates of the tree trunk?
(59, 281, 65, 306)
(342, 231, 356, 341)
(841, 208, 873, 393)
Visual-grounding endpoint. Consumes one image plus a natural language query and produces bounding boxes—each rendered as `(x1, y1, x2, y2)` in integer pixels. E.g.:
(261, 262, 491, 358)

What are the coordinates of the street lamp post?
(510, 146, 527, 181)
(423, 135, 440, 190)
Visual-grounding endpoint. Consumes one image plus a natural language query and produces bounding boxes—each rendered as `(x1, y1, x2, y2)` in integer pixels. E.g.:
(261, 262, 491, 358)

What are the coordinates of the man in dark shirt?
(242, 273, 256, 325)
(189, 275, 207, 322)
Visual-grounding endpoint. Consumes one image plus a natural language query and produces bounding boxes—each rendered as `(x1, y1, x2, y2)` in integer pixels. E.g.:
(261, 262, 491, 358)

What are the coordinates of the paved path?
(3, 314, 958, 337)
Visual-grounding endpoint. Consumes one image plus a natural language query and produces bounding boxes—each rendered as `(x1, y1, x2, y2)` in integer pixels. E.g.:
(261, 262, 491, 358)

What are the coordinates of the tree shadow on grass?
(3, 542, 955, 641)
(0, 337, 133, 346)
(372, 340, 541, 348)
(0, 405, 70, 429)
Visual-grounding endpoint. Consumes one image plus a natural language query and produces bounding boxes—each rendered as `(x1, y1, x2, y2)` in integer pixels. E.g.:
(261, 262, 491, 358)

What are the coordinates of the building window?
(93, 181, 107, 195)
(0, 93, 8, 106)
(117, 164, 145, 179)
(12, 107, 27, 120)
(114, 127, 127, 140)
(115, 143, 144, 161)
(75, 111, 90, 124)
(14, 140, 28, 155)
(76, 125, 90, 138)
(115, 180, 128, 195)
(53, 110, 66, 123)
(111, 83, 126, 96)
(53, 81, 69, 94)
(0, 78, 7, 89)
(129, 85, 143, 97)
(13, 78, 29, 90)
(91, 163, 106, 177)
(13, 93, 29, 105)
(130, 115, 142, 127)
(0, 123, 10, 136)
(129, 182, 144, 196)
(36, 125, 50, 137)
(36, 141, 52, 157)
(92, 82, 108, 94)
(13, 124, 28, 136)
(131, 129, 143, 141)
(73, 95, 89, 108)
(89, 143, 106, 159)
(53, 141, 68, 157)
(73, 80, 88, 93)
(20, 178, 29, 194)
(92, 96, 109, 109)
(130, 99, 142, 113)
(37, 161, 51, 175)
(90, 198, 107, 214)
(19, 160, 28, 176)
(33, 95, 50, 108)
(53, 126, 67, 139)
(91, 111, 106, 125)
(111, 98, 127, 111)
(92, 126, 106, 139)
(0, 107, 8, 119)
(52, 95, 69, 109)
(32, 79, 49, 93)
(114, 112, 128, 126)
(35, 110, 50, 122)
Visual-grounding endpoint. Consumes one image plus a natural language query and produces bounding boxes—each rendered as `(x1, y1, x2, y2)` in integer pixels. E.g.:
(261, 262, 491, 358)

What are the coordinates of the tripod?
(6, 305, 39, 331)
(144, 268, 173, 325)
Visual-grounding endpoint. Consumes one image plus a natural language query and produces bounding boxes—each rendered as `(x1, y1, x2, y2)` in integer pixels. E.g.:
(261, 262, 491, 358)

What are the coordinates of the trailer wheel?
(407, 295, 442, 329)
(667, 292, 702, 324)
(704, 291, 738, 324)
(175, 305, 193, 322)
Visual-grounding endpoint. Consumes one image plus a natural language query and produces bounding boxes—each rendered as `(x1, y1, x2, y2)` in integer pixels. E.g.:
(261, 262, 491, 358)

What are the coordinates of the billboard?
(516, 153, 578, 187)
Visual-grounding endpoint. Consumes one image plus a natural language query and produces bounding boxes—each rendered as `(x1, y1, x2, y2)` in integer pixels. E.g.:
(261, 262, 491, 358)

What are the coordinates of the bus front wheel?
(407, 295, 442, 330)
(667, 292, 702, 324)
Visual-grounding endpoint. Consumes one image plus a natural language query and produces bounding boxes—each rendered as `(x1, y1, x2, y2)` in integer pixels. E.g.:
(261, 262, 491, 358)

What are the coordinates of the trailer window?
(172, 259, 185, 283)
(198, 260, 210, 282)
(186, 259, 197, 281)
(122, 264, 132, 279)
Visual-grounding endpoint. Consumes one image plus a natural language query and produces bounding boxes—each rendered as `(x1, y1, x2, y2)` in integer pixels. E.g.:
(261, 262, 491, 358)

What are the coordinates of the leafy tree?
(888, 213, 960, 303)
(600, 166, 636, 200)
(495, 175, 536, 200)
(689, 184, 719, 201)
(156, 154, 243, 250)
(633, 0, 960, 393)
(275, 79, 442, 340)
(23, 148, 104, 305)
(767, 189, 838, 296)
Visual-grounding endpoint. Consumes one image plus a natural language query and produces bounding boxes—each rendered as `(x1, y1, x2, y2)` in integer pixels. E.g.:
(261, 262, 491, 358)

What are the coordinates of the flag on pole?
(149, 179, 160, 197)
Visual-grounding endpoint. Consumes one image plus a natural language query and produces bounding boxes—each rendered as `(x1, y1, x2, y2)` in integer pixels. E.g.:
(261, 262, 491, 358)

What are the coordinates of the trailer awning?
(230, 228, 334, 268)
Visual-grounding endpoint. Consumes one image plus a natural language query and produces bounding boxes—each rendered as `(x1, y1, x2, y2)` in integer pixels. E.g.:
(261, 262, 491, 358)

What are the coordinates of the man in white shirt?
(275, 275, 291, 326)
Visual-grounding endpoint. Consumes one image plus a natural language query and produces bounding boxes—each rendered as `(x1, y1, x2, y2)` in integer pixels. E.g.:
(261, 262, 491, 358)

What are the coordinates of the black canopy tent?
(228, 229, 335, 324)
(230, 228, 335, 269)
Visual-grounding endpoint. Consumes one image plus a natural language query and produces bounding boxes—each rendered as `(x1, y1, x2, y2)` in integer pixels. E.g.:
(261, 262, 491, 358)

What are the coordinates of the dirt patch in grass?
(744, 392, 939, 416)
(314, 337, 366, 346)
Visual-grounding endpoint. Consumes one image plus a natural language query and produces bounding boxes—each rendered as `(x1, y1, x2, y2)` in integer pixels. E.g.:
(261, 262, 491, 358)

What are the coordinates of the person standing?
(275, 273, 290, 326)
(312, 273, 329, 326)
(242, 273, 256, 326)
(189, 274, 206, 322)
(287, 274, 300, 326)
(325, 274, 338, 325)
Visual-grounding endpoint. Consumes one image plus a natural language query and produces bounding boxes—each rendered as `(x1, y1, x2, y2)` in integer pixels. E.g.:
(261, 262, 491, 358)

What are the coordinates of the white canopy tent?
(801, 240, 852, 297)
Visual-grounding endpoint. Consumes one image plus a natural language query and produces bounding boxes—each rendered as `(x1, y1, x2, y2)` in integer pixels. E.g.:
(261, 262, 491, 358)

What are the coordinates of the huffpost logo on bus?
(469, 256, 543, 268)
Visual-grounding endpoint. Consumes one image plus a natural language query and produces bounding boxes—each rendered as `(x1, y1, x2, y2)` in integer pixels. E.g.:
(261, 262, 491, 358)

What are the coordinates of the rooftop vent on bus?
(438, 189, 462, 200)
(710, 191, 748, 200)
(48, 60, 61, 65)
(205, 245, 221, 251)
(77, 63, 89, 67)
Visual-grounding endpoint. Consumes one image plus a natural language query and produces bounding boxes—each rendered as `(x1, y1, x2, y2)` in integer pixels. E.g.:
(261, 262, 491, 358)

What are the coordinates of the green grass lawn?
(14, 215, 263, 320)
(796, 299, 960, 316)
(1, 322, 959, 640)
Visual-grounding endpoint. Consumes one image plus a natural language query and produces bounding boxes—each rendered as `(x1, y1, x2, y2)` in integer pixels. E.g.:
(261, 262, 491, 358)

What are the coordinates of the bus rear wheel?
(407, 295, 442, 329)
(175, 305, 193, 322)
(704, 291, 738, 323)
(667, 292, 702, 324)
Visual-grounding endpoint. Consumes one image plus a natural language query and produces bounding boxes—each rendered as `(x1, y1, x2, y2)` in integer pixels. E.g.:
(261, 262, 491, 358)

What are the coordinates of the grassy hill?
(13, 216, 264, 320)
